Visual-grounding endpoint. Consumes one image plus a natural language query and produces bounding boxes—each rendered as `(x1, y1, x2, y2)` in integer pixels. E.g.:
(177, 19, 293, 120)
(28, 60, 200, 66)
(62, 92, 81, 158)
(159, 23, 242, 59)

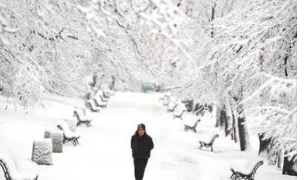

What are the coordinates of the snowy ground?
(0, 92, 297, 180)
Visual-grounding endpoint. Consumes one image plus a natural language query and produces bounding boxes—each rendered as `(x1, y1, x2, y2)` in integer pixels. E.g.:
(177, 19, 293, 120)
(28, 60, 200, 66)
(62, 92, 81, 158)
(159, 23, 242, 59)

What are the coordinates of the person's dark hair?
(135, 123, 147, 136)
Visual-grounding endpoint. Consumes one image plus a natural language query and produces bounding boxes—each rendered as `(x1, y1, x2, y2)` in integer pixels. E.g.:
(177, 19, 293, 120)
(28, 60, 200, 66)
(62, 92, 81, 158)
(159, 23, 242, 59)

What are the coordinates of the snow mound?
(31, 139, 53, 165)
(44, 130, 63, 153)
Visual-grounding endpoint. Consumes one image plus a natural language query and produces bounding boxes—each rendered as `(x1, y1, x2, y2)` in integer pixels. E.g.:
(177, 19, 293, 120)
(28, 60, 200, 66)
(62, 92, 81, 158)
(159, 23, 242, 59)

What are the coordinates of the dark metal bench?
(0, 154, 39, 180)
(230, 158, 264, 180)
(103, 91, 110, 99)
(93, 97, 107, 109)
(57, 121, 80, 146)
(199, 134, 219, 152)
(85, 99, 100, 112)
(167, 104, 178, 112)
(73, 108, 92, 127)
(99, 94, 108, 103)
(184, 119, 201, 133)
(173, 109, 185, 120)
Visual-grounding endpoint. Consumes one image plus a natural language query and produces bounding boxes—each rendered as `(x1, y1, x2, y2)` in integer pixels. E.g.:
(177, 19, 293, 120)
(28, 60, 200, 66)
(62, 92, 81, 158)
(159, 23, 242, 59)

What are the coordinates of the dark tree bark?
(215, 105, 221, 127)
(277, 148, 284, 169)
(222, 106, 229, 136)
(208, 104, 213, 113)
(237, 113, 249, 151)
(284, 55, 289, 77)
(283, 154, 297, 176)
(110, 75, 115, 90)
(182, 99, 194, 112)
(216, 104, 227, 131)
(211, 2, 216, 38)
(230, 106, 238, 143)
(258, 133, 273, 155)
(194, 103, 204, 116)
(89, 74, 97, 88)
(235, 98, 250, 151)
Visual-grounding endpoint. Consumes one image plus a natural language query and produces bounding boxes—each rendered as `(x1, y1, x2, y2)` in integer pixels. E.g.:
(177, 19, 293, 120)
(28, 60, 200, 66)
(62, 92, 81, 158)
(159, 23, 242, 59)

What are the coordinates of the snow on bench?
(95, 90, 109, 103)
(230, 157, 264, 180)
(0, 153, 38, 180)
(57, 120, 80, 146)
(85, 99, 100, 113)
(100, 84, 115, 96)
(73, 108, 93, 127)
(92, 95, 107, 109)
(167, 103, 178, 112)
(173, 109, 186, 120)
(184, 119, 201, 133)
(199, 134, 219, 152)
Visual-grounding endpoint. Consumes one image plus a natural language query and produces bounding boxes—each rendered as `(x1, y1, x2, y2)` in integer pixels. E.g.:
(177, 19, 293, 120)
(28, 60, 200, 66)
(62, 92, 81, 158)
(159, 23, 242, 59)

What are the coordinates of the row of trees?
(172, 0, 296, 175)
(0, 0, 296, 174)
(1, 0, 177, 107)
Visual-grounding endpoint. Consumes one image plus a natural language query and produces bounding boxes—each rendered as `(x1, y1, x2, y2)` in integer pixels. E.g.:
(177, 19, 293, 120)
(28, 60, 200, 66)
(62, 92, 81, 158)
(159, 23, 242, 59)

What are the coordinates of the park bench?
(94, 90, 108, 103)
(73, 108, 93, 127)
(159, 95, 165, 102)
(103, 91, 110, 99)
(194, 104, 208, 116)
(159, 94, 169, 102)
(173, 109, 185, 120)
(184, 119, 201, 133)
(57, 121, 80, 146)
(104, 89, 115, 96)
(93, 96, 107, 109)
(167, 104, 178, 112)
(230, 158, 264, 180)
(199, 134, 219, 152)
(163, 100, 170, 107)
(86, 99, 100, 112)
(98, 91, 109, 102)
(0, 153, 39, 180)
(162, 95, 171, 107)
(100, 85, 115, 96)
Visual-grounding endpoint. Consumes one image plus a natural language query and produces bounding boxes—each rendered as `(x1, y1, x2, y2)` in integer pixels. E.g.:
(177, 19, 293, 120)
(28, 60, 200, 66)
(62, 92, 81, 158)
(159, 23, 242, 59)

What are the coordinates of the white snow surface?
(0, 92, 297, 180)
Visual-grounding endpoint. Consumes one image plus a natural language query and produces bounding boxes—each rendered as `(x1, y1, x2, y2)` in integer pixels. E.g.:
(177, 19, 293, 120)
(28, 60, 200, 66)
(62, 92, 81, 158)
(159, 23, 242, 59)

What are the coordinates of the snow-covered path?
(0, 92, 296, 180)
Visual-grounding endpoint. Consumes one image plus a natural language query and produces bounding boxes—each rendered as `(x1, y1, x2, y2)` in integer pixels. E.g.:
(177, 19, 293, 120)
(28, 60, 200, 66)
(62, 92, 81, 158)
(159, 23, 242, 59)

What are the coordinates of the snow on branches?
(176, 0, 296, 154)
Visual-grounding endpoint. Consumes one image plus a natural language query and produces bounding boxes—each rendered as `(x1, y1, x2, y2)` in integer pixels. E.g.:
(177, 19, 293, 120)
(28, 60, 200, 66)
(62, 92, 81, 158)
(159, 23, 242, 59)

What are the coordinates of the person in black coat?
(131, 124, 154, 180)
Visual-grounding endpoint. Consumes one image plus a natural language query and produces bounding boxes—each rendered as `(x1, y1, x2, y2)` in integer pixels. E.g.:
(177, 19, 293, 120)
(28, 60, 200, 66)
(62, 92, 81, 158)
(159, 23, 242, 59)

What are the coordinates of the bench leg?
(4, 172, 10, 180)
(75, 139, 79, 145)
(230, 173, 240, 180)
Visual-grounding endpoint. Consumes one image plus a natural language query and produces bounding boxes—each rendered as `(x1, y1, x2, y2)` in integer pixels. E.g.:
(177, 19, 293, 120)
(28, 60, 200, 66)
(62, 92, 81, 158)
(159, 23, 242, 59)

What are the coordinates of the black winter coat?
(131, 133, 154, 159)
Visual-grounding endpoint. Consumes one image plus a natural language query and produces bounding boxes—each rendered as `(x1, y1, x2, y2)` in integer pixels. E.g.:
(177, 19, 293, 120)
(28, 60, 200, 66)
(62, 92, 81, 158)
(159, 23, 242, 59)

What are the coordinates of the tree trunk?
(222, 105, 229, 136)
(211, 5, 215, 38)
(110, 75, 115, 90)
(284, 55, 288, 77)
(230, 105, 238, 143)
(89, 74, 97, 88)
(258, 133, 272, 156)
(194, 103, 200, 113)
(187, 100, 194, 112)
(237, 104, 250, 151)
(283, 154, 297, 176)
(258, 133, 278, 164)
(277, 147, 284, 169)
(215, 105, 221, 127)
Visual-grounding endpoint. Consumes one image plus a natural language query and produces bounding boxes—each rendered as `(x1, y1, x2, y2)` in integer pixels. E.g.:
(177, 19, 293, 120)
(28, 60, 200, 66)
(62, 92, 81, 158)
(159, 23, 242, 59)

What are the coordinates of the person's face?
(138, 127, 145, 136)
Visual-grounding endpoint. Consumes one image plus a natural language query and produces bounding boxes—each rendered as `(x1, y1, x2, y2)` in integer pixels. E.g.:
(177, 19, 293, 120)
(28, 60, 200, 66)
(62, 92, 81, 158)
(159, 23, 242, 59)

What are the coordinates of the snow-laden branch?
(261, 72, 296, 84)
(239, 79, 273, 105)
(247, 106, 290, 114)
